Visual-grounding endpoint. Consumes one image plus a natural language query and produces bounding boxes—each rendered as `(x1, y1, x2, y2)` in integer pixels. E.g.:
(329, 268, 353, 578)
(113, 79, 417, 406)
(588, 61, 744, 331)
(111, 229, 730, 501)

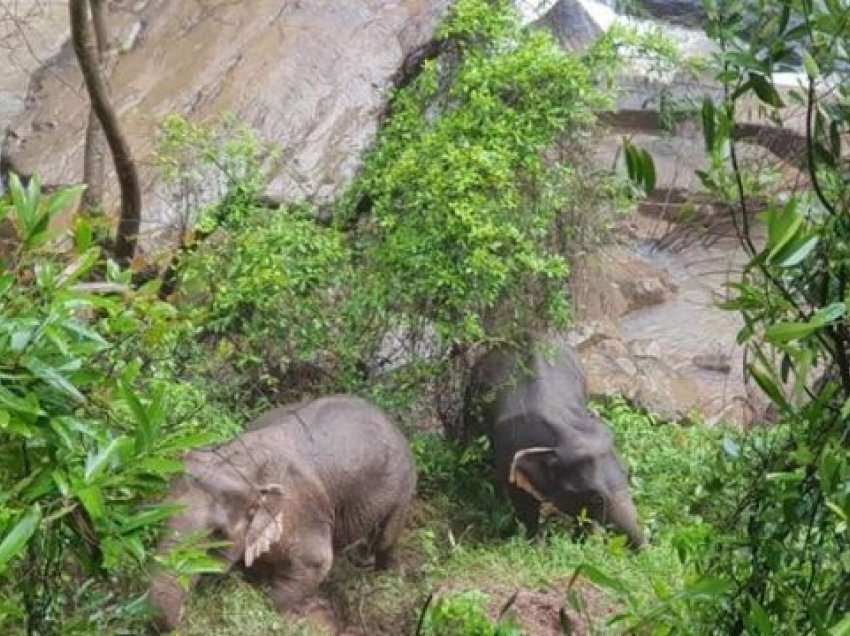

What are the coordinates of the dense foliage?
(0, 1, 637, 632)
(678, 0, 850, 633)
(16, 0, 848, 633)
(0, 176, 240, 634)
(168, 0, 627, 416)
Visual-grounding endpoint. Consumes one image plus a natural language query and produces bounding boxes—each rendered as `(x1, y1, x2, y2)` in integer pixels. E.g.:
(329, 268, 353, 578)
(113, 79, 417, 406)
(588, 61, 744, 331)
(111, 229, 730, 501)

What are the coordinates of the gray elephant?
(148, 395, 417, 632)
(463, 337, 645, 548)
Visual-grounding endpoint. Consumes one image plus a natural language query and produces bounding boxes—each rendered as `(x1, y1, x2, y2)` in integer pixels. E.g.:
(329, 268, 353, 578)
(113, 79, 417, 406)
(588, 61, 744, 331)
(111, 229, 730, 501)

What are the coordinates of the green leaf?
(22, 357, 86, 403)
(74, 218, 94, 253)
(0, 505, 41, 573)
(45, 185, 83, 218)
(0, 273, 14, 298)
(56, 247, 101, 287)
(722, 437, 740, 459)
(160, 431, 218, 453)
(76, 485, 105, 520)
(767, 213, 803, 264)
(802, 51, 820, 80)
(119, 505, 183, 534)
(814, 302, 846, 324)
(639, 148, 656, 192)
(749, 599, 773, 635)
(84, 436, 129, 483)
(137, 456, 185, 476)
(750, 73, 784, 108)
(624, 140, 639, 185)
(61, 320, 109, 349)
(702, 97, 716, 151)
(748, 364, 787, 409)
(830, 612, 850, 636)
(573, 563, 630, 597)
(765, 321, 821, 343)
(8, 173, 34, 231)
(121, 383, 153, 452)
(829, 612, 850, 636)
(0, 386, 43, 416)
(779, 235, 818, 267)
(684, 577, 732, 597)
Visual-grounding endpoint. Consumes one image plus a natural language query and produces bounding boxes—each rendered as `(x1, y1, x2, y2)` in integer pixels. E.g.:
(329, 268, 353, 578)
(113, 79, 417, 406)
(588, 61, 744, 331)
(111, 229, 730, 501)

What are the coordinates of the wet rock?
(693, 350, 732, 374)
(567, 224, 774, 425)
(569, 246, 677, 322)
(634, 0, 706, 27)
(576, 336, 701, 422)
(531, 0, 603, 51)
(0, 1, 69, 132)
(628, 338, 661, 359)
(566, 319, 622, 350)
(3, 0, 451, 247)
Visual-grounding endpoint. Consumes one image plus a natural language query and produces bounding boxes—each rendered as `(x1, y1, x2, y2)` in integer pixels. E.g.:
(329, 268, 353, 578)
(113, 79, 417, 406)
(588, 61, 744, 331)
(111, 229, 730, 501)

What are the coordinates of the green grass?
(179, 398, 726, 635)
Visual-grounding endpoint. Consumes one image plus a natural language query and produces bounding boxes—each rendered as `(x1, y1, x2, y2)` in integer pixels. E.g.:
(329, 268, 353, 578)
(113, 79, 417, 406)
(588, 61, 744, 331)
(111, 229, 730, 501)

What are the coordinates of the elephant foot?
(343, 541, 376, 569)
(295, 597, 338, 635)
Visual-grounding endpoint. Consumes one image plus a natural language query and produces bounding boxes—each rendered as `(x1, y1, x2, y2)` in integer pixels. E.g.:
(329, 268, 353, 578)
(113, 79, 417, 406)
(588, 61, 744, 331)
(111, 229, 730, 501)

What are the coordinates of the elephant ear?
(244, 484, 285, 567)
(508, 447, 557, 502)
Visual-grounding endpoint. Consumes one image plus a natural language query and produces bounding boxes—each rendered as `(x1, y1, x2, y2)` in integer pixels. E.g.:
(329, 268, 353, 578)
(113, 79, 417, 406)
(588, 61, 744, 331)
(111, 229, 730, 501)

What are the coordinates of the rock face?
(3, 0, 450, 245)
(0, 1, 68, 131)
(568, 224, 770, 427)
(531, 0, 603, 50)
(634, 0, 705, 27)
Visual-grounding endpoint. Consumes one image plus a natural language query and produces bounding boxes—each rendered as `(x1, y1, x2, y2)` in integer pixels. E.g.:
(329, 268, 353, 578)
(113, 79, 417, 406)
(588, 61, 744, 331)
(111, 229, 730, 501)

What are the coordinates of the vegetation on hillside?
(3, 0, 850, 633)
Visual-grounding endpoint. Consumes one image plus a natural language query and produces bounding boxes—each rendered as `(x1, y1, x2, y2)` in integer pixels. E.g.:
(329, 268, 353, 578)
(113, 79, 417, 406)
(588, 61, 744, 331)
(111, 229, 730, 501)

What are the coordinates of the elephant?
(463, 336, 645, 548)
(148, 394, 417, 632)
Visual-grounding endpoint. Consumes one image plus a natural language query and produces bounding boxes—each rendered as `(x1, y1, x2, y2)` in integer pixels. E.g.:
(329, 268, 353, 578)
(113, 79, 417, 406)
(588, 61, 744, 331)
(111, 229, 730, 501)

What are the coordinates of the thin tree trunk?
(69, 0, 142, 266)
(81, 0, 109, 211)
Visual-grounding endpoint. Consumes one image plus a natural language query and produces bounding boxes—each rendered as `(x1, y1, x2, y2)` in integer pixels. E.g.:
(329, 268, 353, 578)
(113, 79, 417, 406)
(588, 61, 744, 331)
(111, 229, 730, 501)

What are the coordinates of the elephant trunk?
(606, 490, 645, 550)
(149, 572, 187, 632)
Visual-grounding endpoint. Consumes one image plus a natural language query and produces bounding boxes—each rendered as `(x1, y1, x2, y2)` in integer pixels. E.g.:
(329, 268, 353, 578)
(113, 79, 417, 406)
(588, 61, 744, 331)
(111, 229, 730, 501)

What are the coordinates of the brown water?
(620, 232, 762, 424)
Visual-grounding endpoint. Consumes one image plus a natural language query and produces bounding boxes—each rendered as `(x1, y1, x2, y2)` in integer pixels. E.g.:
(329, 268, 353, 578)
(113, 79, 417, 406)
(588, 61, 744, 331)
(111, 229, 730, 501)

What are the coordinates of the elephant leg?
(374, 504, 408, 570)
(149, 572, 192, 633)
(268, 537, 333, 614)
(508, 488, 541, 538)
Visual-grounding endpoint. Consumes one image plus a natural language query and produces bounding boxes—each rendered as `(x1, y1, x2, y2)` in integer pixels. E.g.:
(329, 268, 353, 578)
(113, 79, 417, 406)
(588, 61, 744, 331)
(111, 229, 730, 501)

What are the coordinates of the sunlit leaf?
(84, 436, 130, 483)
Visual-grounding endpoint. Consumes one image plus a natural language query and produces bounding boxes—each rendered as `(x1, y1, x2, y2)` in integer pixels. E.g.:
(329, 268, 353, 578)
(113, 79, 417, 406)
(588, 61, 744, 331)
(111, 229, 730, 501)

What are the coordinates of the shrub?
(0, 175, 231, 633)
(343, 0, 619, 344)
(628, 0, 850, 632)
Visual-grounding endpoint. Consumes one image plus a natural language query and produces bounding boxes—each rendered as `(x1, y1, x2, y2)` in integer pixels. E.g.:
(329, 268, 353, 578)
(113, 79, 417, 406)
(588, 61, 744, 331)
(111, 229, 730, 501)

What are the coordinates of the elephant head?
(149, 476, 292, 632)
(507, 421, 645, 549)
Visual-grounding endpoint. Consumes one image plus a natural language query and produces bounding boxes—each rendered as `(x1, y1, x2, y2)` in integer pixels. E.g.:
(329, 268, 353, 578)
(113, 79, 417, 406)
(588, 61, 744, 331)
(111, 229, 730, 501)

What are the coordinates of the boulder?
(2, 0, 450, 248)
(569, 245, 677, 322)
(568, 320, 701, 422)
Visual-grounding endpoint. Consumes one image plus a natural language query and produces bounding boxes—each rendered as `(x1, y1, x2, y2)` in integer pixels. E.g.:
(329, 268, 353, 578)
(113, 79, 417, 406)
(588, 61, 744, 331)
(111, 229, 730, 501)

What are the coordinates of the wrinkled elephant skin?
(464, 337, 645, 548)
(148, 395, 417, 632)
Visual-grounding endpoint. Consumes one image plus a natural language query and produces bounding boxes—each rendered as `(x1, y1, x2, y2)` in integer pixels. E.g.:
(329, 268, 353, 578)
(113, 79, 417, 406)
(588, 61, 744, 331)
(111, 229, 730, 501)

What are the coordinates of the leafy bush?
(0, 175, 232, 633)
(343, 0, 619, 344)
(177, 204, 359, 402)
(166, 0, 629, 416)
(622, 0, 850, 632)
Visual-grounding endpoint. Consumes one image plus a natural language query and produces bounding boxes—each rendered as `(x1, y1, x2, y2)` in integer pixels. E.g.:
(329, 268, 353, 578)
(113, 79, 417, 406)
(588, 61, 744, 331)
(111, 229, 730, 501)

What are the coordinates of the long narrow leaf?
(0, 505, 42, 573)
(85, 436, 128, 483)
(23, 357, 86, 403)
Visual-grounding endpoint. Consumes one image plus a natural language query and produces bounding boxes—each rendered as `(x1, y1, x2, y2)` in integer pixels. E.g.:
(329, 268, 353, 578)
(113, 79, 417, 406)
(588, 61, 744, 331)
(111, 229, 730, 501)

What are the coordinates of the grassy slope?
(179, 399, 723, 635)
